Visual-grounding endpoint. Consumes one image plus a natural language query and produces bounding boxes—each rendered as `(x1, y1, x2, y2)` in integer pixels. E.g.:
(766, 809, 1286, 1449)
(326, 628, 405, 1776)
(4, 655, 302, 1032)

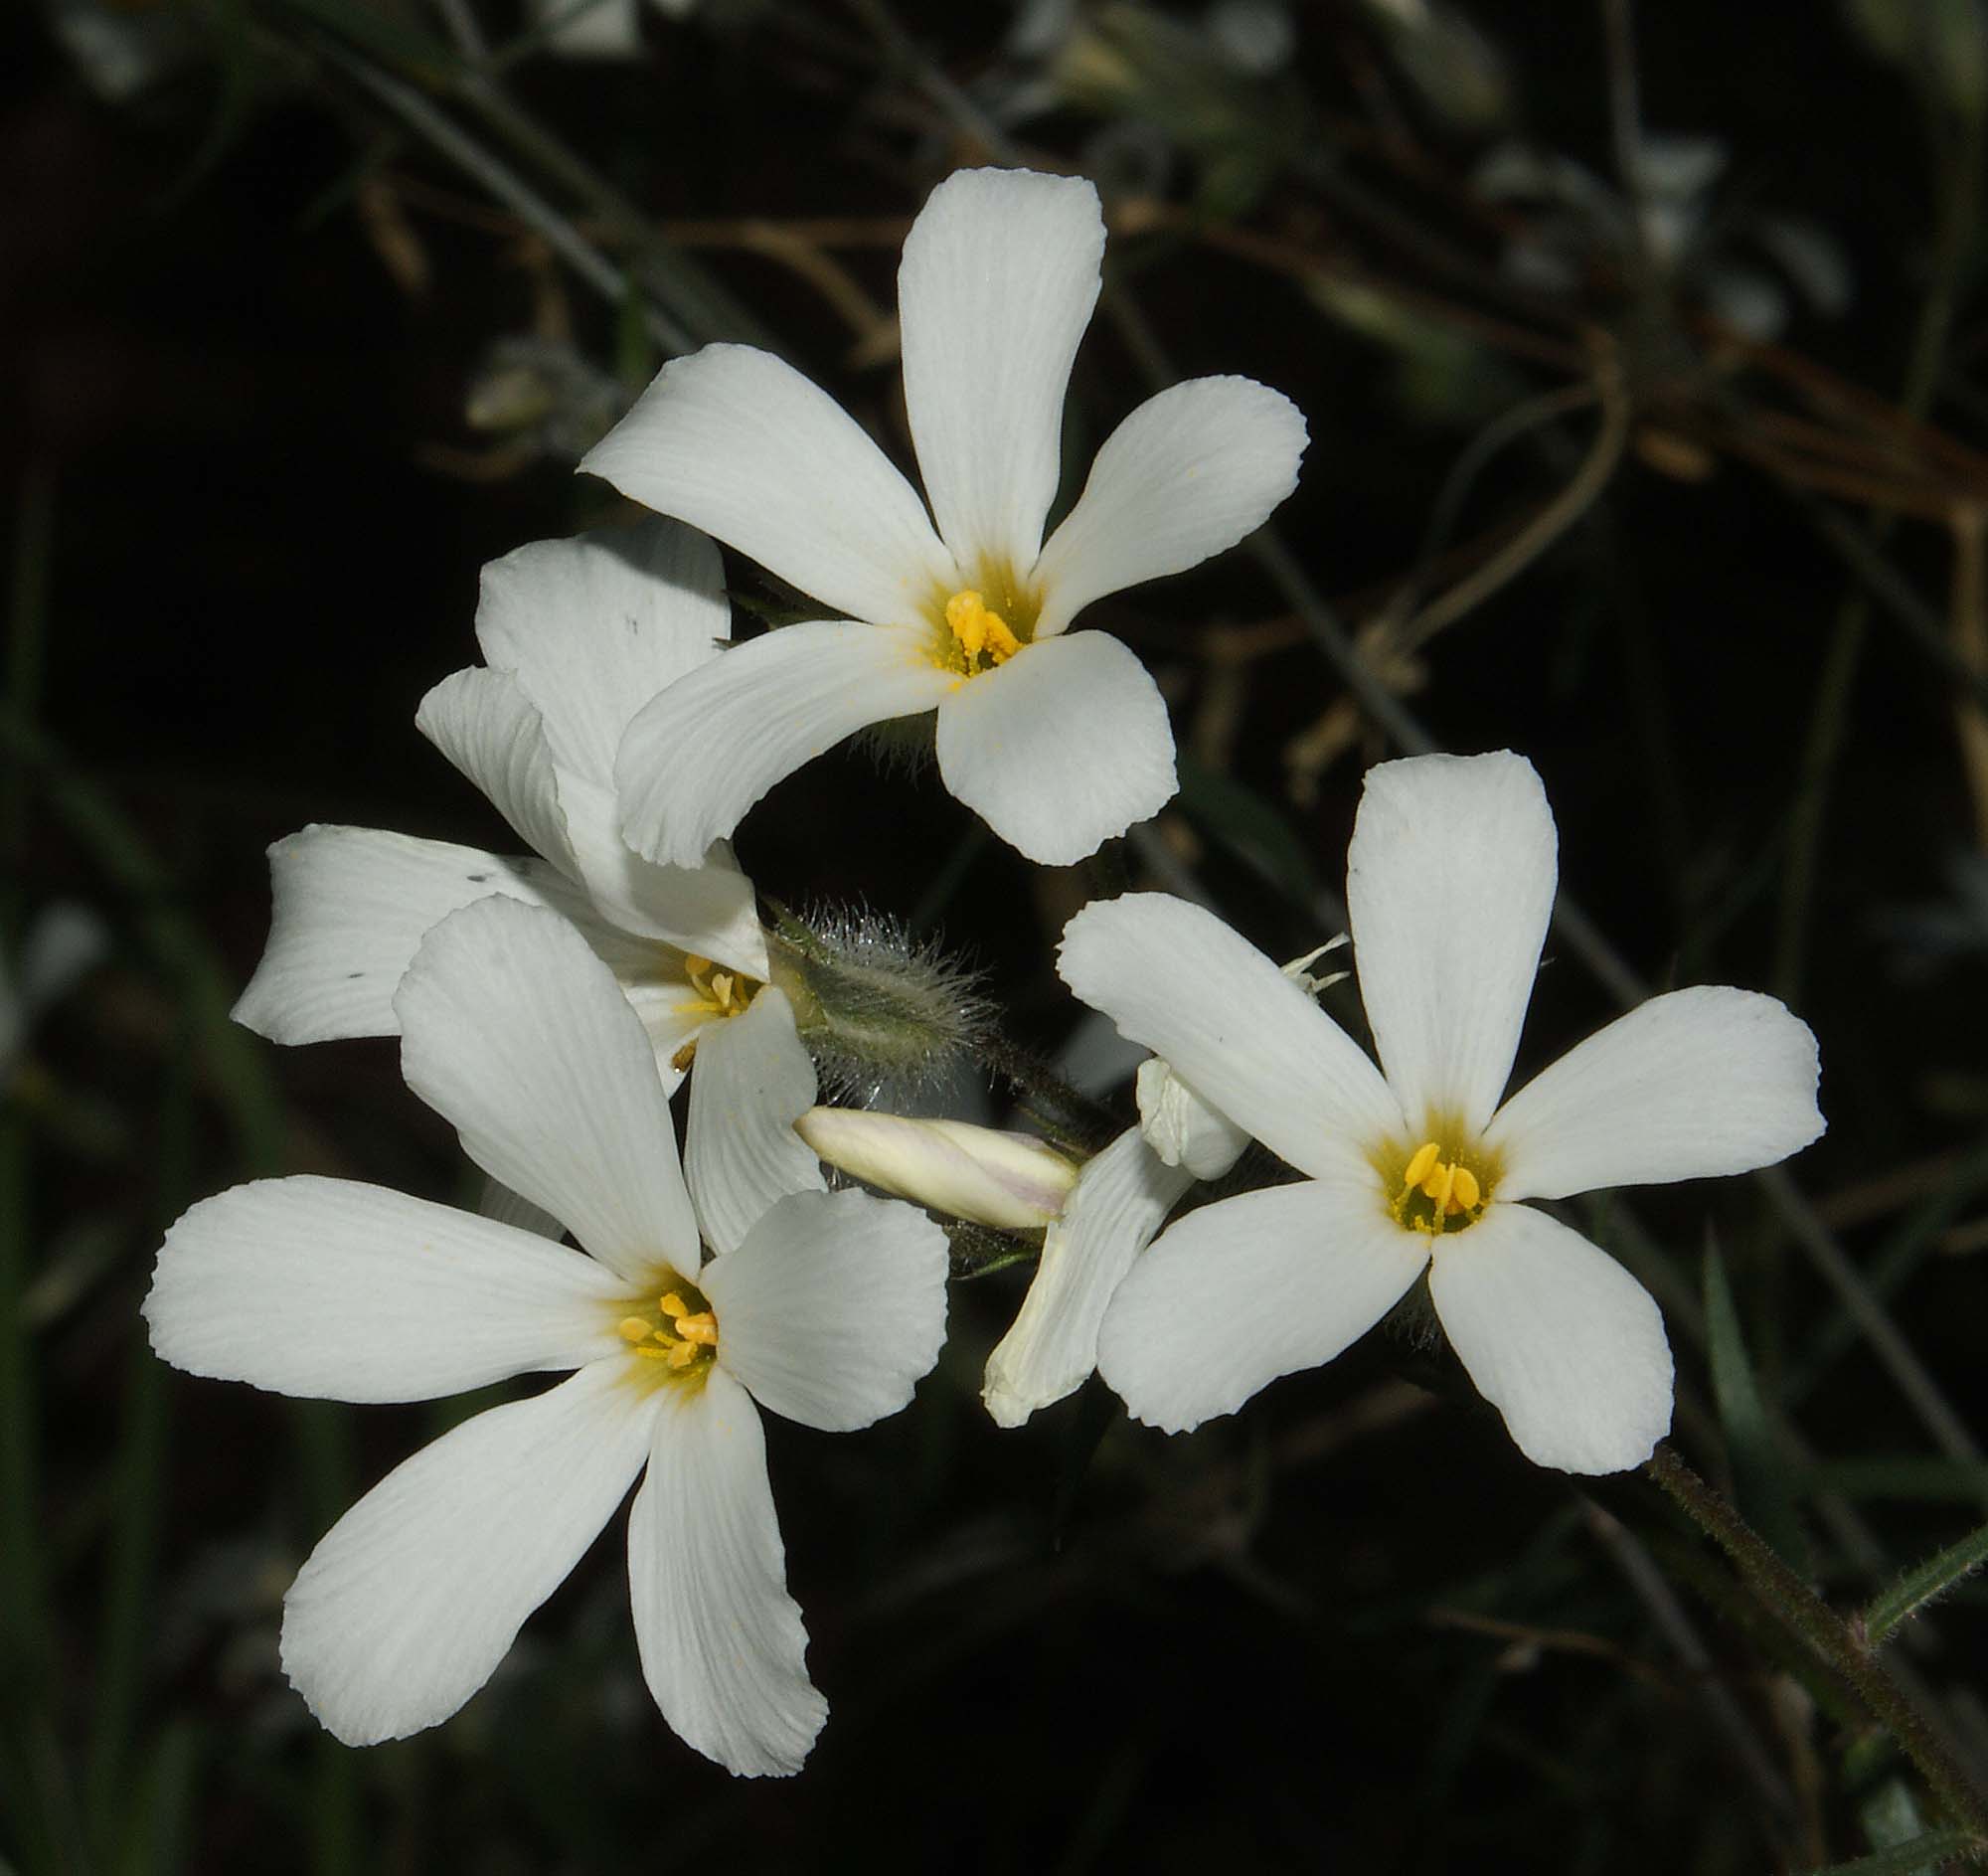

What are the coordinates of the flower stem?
(1646, 1444, 1988, 1847)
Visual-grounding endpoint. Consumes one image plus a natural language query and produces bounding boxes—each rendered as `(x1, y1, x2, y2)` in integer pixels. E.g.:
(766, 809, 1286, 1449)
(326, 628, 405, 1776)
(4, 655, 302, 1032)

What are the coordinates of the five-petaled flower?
(580, 165, 1308, 868)
(1059, 750, 1826, 1473)
(231, 518, 824, 1251)
(148, 895, 948, 1775)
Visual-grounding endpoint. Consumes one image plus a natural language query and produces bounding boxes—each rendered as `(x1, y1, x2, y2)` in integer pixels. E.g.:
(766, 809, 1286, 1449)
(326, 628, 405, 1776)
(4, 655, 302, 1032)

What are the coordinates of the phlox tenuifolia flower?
(232, 518, 823, 1249)
(148, 896, 948, 1775)
(1059, 751, 1825, 1472)
(580, 164, 1308, 868)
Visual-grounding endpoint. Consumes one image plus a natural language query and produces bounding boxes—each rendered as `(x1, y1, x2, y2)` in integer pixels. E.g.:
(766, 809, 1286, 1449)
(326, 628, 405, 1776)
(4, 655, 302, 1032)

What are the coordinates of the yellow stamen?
(679, 953, 760, 1029)
(671, 1039, 699, 1072)
(943, 590, 1021, 670)
(615, 1279, 721, 1387)
(1394, 1137, 1490, 1232)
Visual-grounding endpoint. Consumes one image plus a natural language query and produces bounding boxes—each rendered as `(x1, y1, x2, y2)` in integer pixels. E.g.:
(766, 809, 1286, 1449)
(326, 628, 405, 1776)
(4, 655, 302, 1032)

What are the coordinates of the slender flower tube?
(1059, 751, 1826, 1473)
(580, 165, 1308, 868)
(231, 518, 823, 1242)
(147, 897, 948, 1776)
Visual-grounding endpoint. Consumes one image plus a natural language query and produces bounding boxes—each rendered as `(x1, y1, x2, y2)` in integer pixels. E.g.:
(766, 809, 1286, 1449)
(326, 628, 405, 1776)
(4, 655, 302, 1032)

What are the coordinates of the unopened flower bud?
(1135, 1058, 1250, 1180)
(796, 1109, 1077, 1231)
(765, 906, 991, 1103)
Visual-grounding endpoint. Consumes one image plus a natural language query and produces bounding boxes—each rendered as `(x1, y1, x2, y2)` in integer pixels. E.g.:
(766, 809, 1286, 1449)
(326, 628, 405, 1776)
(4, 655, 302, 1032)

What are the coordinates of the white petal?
(232, 826, 555, 1045)
(395, 898, 699, 1283)
(145, 1176, 622, 1400)
(479, 1176, 567, 1242)
(1031, 376, 1306, 637)
(899, 167, 1103, 577)
(1058, 893, 1403, 1183)
(982, 1126, 1193, 1429)
(628, 1367, 824, 1778)
(474, 518, 731, 790)
(415, 668, 578, 879)
(683, 989, 822, 1259)
(1096, 1178, 1429, 1434)
(795, 1109, 1077, 1230)
(1135, 1057, 1250, 1181)
(615, 621, 955, 869)
(934, 631, 1177, 865)
(1346, 751, 1558, 1134)
(701, 1189, 948, 1432)
(280, 1361, 655, 1745)
(555, 771, 769, 979)
(1484, 985, 1825, 1201)
(580, 343, 957, 627)
(1428, 1202, 1673, 1473)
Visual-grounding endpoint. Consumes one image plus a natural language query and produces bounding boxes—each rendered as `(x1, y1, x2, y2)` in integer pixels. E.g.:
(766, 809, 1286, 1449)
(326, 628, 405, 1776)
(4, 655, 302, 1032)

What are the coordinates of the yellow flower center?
(928, 576, 1038, 684)
(1390, 1136, 1494, 1236)
(616, 1278, 719, 1387)
(670, 955, 760, 1071)
(944, 590, 1021, 667)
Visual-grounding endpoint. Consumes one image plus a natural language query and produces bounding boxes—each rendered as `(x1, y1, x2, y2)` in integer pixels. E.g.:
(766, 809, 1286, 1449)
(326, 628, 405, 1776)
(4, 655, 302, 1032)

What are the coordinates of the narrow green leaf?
(1789, 1133, 1988, 1404)
(263, 0, 456, 73)
(1799, 1826, 1980, 1875)
(1866, 1518, 1988, 1643)
(1703, 1235, 1810, 1572)
(614, 279, 657, 397)
(86, 1030, 191, 1845)
(1175, 753, 1324, 909)
(1807, 1456, 1988, 1504)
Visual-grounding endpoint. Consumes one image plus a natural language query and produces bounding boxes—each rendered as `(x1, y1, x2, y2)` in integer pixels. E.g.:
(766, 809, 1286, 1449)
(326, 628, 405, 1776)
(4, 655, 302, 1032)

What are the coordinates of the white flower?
(982, 1066, 1245, 1429)
(1059, 750, 1826, 1473)
(579, 165, 1308, 868)
(232, 518, 824, 1249)
(146, 896, 949, 1776)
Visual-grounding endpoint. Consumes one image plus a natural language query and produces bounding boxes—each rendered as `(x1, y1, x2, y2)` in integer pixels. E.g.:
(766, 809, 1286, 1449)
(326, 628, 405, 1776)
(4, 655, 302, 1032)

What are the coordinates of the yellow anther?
(671, 1039, 699, 1073)
(945, 590, 988, 657)
(1393, 1136, 1489, 1232)
(616, 1279, 719, 1388)
(710, 971, 736, 1012)
(943, 590, 1021, 670)
(684, 955, 712, 978)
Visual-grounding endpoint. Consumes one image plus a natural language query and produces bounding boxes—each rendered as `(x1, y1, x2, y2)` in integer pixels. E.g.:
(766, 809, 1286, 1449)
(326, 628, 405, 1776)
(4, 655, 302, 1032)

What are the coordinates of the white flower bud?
(795, 1109, 1078, 1231)
(1135, 1058, 1250, 1181)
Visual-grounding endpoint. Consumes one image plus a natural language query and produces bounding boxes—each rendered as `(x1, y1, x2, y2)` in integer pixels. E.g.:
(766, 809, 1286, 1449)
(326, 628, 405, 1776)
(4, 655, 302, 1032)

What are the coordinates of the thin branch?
(320, 44, 697, 354)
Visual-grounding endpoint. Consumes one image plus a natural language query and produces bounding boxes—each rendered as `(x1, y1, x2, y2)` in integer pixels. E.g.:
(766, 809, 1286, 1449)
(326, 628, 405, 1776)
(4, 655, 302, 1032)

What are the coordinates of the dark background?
(6, 0, 1988, 1869)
